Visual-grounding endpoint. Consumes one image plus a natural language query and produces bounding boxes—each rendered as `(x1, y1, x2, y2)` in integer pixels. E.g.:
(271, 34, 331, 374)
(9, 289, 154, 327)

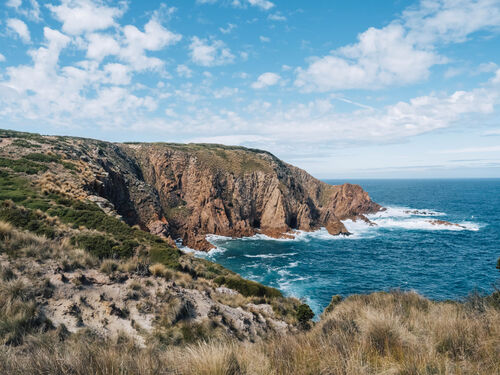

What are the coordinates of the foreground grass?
(0, 290, 498, 375)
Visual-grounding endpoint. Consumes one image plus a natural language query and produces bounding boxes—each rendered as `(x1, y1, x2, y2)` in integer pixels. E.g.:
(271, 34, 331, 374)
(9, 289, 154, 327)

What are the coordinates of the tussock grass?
(1, 290, 498, 374)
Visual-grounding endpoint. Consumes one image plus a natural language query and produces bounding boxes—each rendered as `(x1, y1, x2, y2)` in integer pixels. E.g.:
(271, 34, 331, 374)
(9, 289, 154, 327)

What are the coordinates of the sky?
(1, 0, 500, 178)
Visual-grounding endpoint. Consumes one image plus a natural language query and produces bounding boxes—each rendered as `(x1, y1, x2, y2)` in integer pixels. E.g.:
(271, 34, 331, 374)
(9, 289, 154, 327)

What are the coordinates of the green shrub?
(71, 234, 117, 259)
(24, 153, 61, 163)
(12, 139, 41, 148)
(0, 157, 48, 175)
(296, 304, 314, 325)
(71, 234, 138, 259)
(48, 202, 135, 240)
(214, 276, 282, 298)
(0, 202, 56, 239)
(149, 244, 181, 270)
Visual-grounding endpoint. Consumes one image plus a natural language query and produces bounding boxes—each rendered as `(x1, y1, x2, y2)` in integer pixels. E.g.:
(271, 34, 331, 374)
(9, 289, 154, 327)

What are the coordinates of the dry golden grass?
(0, 290, 498, 375)
(1, 221, 499, 374)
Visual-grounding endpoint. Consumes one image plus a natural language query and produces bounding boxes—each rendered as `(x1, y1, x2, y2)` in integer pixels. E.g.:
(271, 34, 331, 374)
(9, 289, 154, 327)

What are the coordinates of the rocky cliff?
(1, 130, 382, 251)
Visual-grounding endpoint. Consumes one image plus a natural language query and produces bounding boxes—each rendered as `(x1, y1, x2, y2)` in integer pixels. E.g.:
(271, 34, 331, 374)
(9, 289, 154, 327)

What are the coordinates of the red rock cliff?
(116, 143, 382, 250)
(46, 139, 382, 251)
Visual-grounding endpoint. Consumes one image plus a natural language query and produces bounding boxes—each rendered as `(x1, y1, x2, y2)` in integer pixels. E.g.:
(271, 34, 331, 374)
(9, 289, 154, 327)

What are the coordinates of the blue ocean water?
(190, 179, 500, 316)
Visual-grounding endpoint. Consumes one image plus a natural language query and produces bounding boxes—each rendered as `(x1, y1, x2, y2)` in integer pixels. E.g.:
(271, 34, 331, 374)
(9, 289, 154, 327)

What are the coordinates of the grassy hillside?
(0, 288, 498, 374)
(0, 129, 305, 348)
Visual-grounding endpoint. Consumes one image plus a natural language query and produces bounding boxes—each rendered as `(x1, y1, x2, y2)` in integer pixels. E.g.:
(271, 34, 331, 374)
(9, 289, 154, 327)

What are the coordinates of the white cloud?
(0, 54, 5, 62)
(86, 33, 120, 60)
(103, 63, 130, 85)
(248, 0, 274, 10)
(0, 25, 156, 128)
(444, 67, 464, 79)
(219, 23, 236, 34)
(483, 129, 500, 136)
(146, 81, 500, 153)
(7, 0, 41, 21)
(296, 0, 500, 92)
(6, 0, 22, 8)
(83, 19, 181, 71)
(189, 37, 235, 67)
(251, 72, 281, 89)
(477, 62, 498, 74)
(233, 72, 249, 79)
(120, 19, 182, 70)
(296, 23, 441, 91)
(177, 64, 193, 78)
(403, 0, 500, 46)
(240, 51, 249, 61)
(439, 145, 500, 154)
(268, 12, 286, 21)
(492, 68, 500, 84)
(47, 0, 125, 35)
(196, 0, 274, 11)
(259, 35, 270, 42)
(189, 134, 270, 145)
(213, 87, 239, 98)
(7, 18, 31, 43)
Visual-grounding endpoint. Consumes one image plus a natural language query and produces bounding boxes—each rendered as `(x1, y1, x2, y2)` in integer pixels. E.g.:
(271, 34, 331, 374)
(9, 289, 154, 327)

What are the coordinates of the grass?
(135, 143, 275, 176)
(0, 290, 497, 374)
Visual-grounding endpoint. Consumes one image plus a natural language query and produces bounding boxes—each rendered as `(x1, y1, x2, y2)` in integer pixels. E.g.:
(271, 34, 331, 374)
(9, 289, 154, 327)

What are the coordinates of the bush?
(0, 201, 56, 239)
(149, 244, 181, 270)
(24, 153, 61, 163)
(296, 304, 314, 325)
(0, 157, 48, 175)
(214, 276, 282, 298)
(12, 139, 41, 149)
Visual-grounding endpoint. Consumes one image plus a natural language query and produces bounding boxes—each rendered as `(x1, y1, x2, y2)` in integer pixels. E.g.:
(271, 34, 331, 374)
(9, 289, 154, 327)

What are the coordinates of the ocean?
(187, 179, 500, 317)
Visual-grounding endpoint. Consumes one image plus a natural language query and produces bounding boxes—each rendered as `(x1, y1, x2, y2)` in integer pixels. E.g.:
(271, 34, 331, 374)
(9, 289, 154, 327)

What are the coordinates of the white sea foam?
(371, 218, 480, 231)
(244, 252, 298, 259)
(367, 206, 445, 219)
(345, 206, 480, 233)
(182, 205, 480, 255)
(179, 237, 228, 257)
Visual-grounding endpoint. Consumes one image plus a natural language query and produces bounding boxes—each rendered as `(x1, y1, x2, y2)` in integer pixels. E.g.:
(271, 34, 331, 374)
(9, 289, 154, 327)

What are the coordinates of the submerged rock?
(427, 219, 466, 229)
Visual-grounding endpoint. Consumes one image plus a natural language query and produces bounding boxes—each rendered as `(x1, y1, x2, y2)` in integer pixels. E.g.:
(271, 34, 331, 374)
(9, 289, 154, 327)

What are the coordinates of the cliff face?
(82, 142, 381, 250)
(2, 132, 382, 251)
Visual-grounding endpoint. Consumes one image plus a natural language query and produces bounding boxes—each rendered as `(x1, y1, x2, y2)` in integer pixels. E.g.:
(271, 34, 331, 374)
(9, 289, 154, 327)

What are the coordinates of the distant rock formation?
(5, 133, 383, 250)
(81, 142, 382, 250)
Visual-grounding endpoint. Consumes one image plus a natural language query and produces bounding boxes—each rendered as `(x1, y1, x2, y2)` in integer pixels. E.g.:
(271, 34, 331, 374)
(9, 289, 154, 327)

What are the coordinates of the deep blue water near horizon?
(192, 179, 500, 316)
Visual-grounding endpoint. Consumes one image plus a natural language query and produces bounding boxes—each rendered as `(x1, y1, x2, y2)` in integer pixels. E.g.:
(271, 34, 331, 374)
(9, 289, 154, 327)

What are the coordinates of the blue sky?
(1, 0, 500, 178)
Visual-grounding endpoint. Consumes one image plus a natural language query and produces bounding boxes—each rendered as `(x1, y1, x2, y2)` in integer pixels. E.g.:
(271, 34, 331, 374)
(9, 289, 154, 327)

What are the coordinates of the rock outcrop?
(64, 141, 382, 250)
(7, 134, 382, 251)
